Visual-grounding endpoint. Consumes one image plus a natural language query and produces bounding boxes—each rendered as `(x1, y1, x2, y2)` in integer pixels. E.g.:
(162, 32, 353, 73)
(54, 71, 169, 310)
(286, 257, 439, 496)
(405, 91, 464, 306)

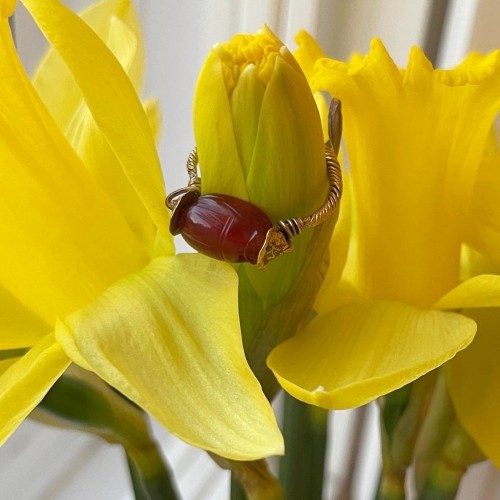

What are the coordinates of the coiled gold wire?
(186, 148, 201, 189)
(167, 143, 343, 238)
(278, 143, 342, 240)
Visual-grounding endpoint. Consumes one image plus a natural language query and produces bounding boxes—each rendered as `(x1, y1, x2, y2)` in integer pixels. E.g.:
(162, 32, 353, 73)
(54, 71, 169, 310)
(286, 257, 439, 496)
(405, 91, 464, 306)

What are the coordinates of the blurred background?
(1, 0, 499, 498)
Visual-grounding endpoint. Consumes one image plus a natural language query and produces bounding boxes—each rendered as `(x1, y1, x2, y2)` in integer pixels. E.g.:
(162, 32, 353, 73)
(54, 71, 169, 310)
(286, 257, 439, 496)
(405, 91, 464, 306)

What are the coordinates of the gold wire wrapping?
(277, 143, 342, 239)
(166, 143, 343, 268)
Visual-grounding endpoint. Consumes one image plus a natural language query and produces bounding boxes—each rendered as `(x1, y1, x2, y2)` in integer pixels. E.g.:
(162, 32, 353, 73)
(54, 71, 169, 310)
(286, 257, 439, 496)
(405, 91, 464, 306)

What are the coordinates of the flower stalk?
(213, 455, 283, 500)
(417, 421, 484, 500)
(280, 394, 329, 500)
(414, 373, 484, 499)
(126, 447, 179, 500)
(377, 372, 438, 499)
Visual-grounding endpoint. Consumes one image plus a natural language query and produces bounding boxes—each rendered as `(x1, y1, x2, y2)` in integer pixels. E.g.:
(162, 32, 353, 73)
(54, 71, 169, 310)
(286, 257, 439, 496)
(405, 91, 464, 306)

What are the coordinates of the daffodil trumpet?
(168, 100, 343, 269)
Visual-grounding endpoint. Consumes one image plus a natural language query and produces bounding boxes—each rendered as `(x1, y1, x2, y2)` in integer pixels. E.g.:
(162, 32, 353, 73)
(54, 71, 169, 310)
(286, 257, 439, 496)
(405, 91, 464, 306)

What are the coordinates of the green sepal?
(377, 371, 437, 498)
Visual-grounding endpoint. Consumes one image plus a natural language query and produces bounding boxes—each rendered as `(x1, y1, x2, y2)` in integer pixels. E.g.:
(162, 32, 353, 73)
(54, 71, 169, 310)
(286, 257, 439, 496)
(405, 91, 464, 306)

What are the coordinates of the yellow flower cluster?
(0, 0, 282, 461)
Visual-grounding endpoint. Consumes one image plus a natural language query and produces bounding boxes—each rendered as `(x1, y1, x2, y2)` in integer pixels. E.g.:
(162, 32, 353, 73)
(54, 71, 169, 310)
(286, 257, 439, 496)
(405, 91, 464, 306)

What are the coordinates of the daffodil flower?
(0, 0, 283, 460)
(268, 36, 500, 410)
(193, 26, 337, 398)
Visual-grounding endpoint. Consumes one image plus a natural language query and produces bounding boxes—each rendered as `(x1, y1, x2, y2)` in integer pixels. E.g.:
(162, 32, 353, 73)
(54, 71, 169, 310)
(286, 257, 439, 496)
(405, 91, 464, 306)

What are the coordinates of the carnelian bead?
(171, 194, 273, 264)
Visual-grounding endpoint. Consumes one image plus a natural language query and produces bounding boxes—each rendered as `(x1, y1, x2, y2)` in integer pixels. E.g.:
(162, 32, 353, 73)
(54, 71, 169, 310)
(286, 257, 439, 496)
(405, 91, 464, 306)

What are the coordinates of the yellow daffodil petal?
(247, 56, 325, 221)
(33, 0, 143, 130)
(293, 30, 330, 140)
(144, 98, 161, 142)
(32, 3, 159, 254)
(22, 0, 171, 245)
(242, 55, 327, 305)
(434, 275, 500, 309)
(194, 47, 248, 200)
(66, 102, 157, 255)
(0, 285, 49, 349)
(0, 358, 18, 374)
(447, 308, 500, 467)
(230, 64, 266, 178)
(268, 300, 476, 409)
(56, 254, 284, 460)
(0, 333, 70, 446)
(0, 0, 14, 17)
(293, 30, 326, 83)
(0, 16, 147, 323)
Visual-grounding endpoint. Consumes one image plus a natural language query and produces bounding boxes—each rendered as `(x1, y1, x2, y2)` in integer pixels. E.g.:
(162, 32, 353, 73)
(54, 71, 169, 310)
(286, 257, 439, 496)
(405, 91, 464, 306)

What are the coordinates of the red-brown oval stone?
(173, 194, 273, 264)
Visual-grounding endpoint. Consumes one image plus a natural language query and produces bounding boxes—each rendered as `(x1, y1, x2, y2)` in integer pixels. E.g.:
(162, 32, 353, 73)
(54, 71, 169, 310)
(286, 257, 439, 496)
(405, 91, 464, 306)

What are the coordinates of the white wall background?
(1, 1, 499, 499)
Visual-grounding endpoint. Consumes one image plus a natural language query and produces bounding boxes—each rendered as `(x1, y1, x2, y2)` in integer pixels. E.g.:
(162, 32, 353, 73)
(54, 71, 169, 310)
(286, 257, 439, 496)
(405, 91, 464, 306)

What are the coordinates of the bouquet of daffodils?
(1, 1, 499, 499)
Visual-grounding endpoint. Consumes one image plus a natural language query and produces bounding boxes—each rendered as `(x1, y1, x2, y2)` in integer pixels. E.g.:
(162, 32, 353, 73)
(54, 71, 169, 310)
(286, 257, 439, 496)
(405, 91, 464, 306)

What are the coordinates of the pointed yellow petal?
(434, 275, 500, 309)
(292, 31, 330, 138)
(446, 308, 500, 467)
(33, 1, 159, 253)
(230, 64, 266, 178)
(0, 0, 15, 18)
(22, 0, 171, 241)
(247, 55, 325, 221)
(144, 98, 161, 143)
(293, 30, 326, 83)
(194, 47, 248, 200)
(0, 285, 49, 349)
(33, 0, 144, 131)
(0, 334, 70, 446)
(0, 18, 147, 323)
(241, 55, 327, 305)
(268, 300, 476, 409)
(66, 103, 158, 255)
(56, 254, 283, 460)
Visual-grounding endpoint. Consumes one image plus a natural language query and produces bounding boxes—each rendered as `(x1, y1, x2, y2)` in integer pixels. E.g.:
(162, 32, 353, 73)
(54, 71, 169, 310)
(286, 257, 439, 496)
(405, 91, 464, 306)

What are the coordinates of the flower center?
(221, 30, 282, 93)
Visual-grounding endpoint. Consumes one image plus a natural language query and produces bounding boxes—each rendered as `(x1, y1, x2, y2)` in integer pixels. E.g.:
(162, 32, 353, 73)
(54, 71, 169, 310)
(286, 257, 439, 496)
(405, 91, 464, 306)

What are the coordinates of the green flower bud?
(193, 26, 337, 396)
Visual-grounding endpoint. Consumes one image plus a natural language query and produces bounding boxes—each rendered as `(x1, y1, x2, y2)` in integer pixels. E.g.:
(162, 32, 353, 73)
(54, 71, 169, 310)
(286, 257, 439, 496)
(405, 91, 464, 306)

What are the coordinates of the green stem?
(417, 459, 463, 500)
(417, 420, 484, 500)
(376, 373, 438, 500)
(126, 444, 179, 500)
(279, 393, 328, 500)
(376, 471, 406, 500)
(212, 455, 282, 500)
(230, 475, 248, 500)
